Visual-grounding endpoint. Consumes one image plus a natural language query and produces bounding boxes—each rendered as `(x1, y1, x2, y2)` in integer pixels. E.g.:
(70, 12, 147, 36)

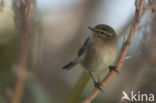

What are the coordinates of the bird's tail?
(62, 58, 80, 70)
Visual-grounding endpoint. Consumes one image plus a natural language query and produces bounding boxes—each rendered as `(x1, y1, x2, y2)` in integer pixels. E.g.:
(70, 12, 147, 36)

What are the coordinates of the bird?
(62, 24, 118, 89)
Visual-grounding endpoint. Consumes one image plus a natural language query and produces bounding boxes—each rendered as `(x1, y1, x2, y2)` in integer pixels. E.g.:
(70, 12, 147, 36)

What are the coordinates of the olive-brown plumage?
(63, 24, 118, 88)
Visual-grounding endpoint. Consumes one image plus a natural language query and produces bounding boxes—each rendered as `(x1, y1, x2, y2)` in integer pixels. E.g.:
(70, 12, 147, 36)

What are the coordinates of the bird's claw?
(94, 81, 103, 92)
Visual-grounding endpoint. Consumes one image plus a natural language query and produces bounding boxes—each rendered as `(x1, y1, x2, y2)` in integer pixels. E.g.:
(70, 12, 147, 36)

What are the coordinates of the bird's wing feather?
(78, 37, 90, 57)
(62, 37, 90, 70)
(62, 58, 79, 70)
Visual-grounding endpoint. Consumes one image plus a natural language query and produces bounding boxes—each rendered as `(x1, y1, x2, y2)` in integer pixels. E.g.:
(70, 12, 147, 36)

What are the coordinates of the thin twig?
(143, 6, 156, 12)
(83, 0, 145, 103)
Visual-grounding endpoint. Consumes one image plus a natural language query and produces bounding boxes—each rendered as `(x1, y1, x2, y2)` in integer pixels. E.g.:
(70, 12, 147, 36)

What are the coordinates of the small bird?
(62, 24, 118, 89)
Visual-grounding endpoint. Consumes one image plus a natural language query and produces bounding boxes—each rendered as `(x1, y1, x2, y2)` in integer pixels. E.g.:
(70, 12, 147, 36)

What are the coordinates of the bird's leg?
(109, 66, 119, 74)
(88, 71, 103, 92)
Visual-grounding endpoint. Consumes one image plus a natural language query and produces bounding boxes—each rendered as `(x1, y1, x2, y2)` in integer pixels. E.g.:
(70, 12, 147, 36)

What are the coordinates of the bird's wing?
(78, 37, 90, 57)
(62, 58, 79, 70)
(62, 37, 91, 70)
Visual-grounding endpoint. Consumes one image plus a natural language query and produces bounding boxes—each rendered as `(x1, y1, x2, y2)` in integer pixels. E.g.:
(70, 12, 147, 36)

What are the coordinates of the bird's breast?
(81, 42, 117, 72)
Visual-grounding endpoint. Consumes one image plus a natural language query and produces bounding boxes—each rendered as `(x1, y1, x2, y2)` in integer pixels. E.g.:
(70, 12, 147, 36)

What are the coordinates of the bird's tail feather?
(62, 58, 80, 70)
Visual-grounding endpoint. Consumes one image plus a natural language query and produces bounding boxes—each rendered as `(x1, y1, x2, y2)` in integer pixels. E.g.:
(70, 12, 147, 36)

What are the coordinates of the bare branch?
(11, 0, 35, 103)
(143, 6, 156, 12)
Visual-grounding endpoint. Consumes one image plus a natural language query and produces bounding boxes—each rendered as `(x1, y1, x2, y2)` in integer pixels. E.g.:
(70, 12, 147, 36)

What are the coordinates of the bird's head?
(88, 24, 117, 41)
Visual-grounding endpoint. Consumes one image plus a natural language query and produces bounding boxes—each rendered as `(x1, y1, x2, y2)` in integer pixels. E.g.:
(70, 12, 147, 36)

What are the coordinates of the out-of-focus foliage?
(0, 0, 17, 95)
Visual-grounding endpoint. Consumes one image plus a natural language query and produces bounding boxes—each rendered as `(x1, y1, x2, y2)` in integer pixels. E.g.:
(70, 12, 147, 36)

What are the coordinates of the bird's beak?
(88, 26, 95, 32)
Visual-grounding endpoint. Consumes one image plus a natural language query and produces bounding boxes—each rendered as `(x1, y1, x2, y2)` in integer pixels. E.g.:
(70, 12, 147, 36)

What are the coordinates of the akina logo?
(121, 91, 155, 102)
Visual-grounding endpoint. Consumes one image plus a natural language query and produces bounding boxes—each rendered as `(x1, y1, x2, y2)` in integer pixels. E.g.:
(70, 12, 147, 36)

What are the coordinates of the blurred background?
(0, 0, 156, 103)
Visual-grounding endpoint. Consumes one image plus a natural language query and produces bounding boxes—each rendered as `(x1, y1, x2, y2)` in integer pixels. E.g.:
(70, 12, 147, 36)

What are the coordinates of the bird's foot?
(94, 80, 103, 92)
(109, 66, 119, 74)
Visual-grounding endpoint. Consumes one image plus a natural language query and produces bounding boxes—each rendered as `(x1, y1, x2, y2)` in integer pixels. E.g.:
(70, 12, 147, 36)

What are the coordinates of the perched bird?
(62, 24, 118, 89)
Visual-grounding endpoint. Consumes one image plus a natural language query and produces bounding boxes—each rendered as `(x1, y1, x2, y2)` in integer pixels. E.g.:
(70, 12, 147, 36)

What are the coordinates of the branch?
(11, 1, 35, 103)
(83, 0, 145, 103)
(143, 6, 156, 12)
